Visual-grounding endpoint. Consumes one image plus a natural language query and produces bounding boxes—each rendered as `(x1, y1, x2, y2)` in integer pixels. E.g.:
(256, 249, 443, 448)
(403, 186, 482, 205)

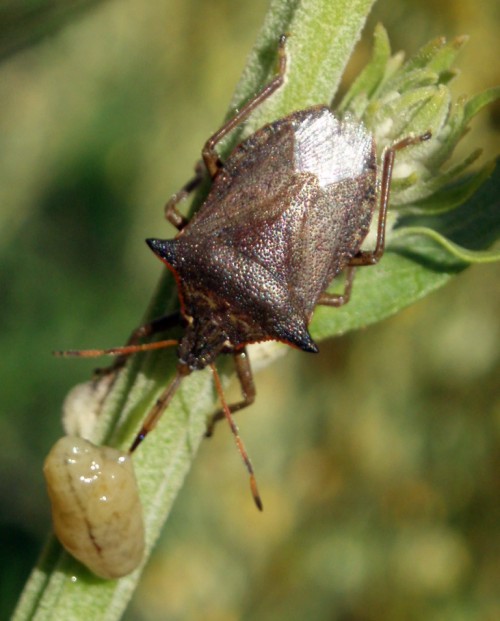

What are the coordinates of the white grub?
(44, 436, 145, 579)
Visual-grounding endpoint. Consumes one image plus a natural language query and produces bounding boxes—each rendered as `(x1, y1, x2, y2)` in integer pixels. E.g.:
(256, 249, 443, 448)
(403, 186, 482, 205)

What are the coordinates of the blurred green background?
(0, 1, 498, 620)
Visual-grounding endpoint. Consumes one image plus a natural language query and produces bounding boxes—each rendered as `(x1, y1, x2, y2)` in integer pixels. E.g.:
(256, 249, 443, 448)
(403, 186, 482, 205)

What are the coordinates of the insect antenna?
(53, 339, 179, 358)
(210, 363, 263, 511)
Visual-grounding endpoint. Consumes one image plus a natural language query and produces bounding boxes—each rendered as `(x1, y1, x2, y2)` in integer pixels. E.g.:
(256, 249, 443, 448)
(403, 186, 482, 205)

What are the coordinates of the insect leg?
(96, 311, 182, 373)
(164, 161, 206, 230)
(55, 311, 182, 377)
(210, 362, 262, 510)
(317, 266, 356, 308)
(318, 133, 431, 308)
(202, 34, 288, 177)
(350, 131, 432, 267)
(122, 311, 182, 349)
(205, 348, 256, 436)
(129, 365, 190, 452)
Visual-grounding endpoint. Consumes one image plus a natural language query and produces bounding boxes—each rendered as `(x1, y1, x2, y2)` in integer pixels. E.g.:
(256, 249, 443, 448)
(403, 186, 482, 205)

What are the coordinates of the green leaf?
(401, 157, 492, 215)
(393, 158, 500, 265)
(338, 23, 394, 116)
(387, 35, 467, 88)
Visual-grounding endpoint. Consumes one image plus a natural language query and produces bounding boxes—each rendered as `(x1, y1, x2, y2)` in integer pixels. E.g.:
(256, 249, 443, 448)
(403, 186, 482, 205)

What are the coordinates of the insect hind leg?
(317, 132, 430, 309)
(350, 131, 432, 267)
(205, 348, 256, 436)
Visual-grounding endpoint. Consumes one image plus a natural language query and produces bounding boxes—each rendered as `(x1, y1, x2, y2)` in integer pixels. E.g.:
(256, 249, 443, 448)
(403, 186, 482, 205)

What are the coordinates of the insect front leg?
(202, 34, 288, 177)
(122, 311, 182, 347)
(205, 348, 256, 436)
(130, 365, 189, 452)
(90, 311, 182, 376)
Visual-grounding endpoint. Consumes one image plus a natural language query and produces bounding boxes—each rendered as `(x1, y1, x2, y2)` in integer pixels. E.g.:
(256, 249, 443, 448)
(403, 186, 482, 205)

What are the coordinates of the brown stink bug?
(58, 35, 430, 511)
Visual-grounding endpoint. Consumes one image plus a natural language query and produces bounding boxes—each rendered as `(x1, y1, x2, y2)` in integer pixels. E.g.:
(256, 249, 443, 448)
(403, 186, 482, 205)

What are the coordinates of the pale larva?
(44, 436, 145, 579)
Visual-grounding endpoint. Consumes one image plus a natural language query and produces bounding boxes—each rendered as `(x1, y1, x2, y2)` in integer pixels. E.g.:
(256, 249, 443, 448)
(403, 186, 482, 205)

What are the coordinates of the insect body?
(147, 106, 376, 367)
(58, 35, 430, 512)
(44, 436, 144, 579)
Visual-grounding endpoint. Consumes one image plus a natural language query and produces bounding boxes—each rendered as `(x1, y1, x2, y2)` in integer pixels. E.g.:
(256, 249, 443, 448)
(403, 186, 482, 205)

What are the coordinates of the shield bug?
(44, 436, 145, 579)
(57, 35, 430, 512)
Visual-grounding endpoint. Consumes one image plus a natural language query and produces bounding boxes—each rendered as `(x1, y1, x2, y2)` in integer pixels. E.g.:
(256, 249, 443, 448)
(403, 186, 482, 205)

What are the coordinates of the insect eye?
(44, 436, 145, 579)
